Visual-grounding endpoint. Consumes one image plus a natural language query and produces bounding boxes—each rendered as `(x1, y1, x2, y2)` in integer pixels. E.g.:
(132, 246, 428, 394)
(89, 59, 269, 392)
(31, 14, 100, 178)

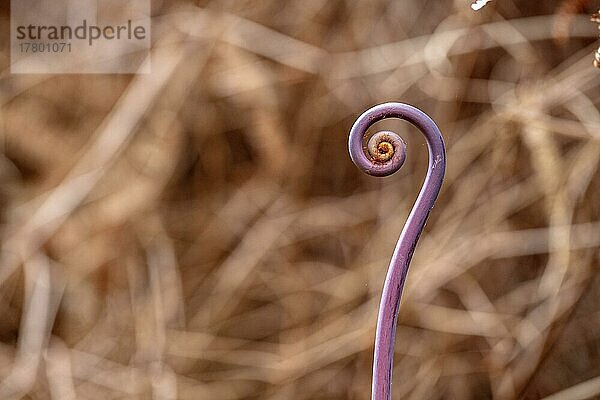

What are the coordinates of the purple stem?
(348, 103, 446, 400)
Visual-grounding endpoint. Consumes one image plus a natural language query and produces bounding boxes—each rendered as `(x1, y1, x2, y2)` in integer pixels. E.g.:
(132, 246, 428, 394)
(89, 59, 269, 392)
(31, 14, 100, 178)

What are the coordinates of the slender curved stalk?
(348, 103, 446, 400)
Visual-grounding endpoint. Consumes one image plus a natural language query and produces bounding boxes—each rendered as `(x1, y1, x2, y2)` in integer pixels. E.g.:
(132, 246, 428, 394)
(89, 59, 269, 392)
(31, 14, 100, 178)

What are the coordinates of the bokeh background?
(1, 0, 600, 399)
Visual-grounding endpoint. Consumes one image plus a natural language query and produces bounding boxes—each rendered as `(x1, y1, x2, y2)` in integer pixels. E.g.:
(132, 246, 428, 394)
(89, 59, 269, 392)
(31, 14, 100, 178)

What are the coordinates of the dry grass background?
(0, 0, 600, 399)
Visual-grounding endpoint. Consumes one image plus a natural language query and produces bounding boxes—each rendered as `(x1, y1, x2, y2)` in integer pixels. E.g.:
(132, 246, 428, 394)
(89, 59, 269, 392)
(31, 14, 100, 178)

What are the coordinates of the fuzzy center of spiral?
(368, 132, 397, 163)
(374, 141, 394, 162)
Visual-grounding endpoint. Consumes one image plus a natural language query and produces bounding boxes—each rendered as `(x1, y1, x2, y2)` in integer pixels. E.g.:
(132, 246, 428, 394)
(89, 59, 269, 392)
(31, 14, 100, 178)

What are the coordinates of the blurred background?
(1, 0, 600, 399)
